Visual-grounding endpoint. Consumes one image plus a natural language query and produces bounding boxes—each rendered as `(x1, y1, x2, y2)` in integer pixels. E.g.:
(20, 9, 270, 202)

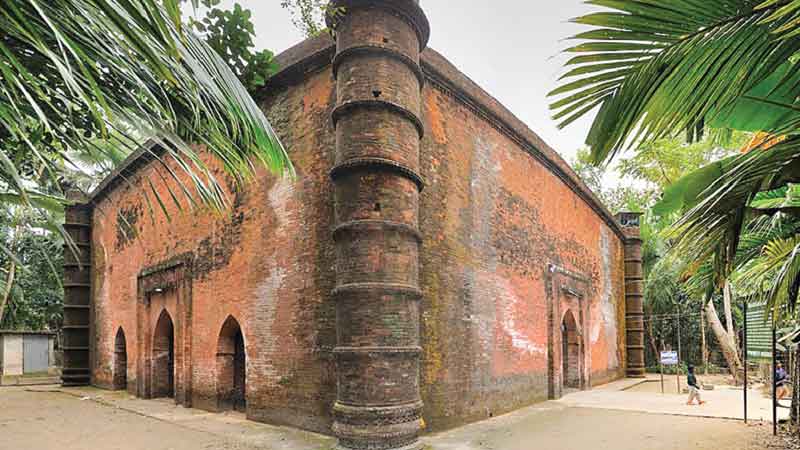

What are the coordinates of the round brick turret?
(62, 193, 92, 387)
(617, 212, 645, 378)
(327, 1, 430, 449)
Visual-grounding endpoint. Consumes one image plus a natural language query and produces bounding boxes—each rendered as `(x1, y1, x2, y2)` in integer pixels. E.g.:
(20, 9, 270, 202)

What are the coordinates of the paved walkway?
(556, 375, 788, 423)
(423, 403, 767, 450)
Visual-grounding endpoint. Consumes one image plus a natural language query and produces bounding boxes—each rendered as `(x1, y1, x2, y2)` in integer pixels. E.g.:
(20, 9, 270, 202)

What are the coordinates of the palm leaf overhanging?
(550, 0, 800, 164)
(1, 0, 292, 217)
(552, 0, 800, 323)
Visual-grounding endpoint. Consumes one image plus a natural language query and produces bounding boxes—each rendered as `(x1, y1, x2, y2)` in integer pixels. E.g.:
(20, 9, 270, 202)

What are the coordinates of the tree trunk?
(722, 281, 739, 352)
(706, 298, 743, 384)
(0, 261, 16, 325)
(0, 215, 23, 326)
(647, 320, 659, 366)
(701, 309, 708, 375)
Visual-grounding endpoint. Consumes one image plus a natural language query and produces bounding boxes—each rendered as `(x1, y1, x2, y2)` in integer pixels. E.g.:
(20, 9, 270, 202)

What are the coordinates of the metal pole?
(677, 312, 682, 366)
(677, 314, 681, 393)
(743, 300, 748, 424)
(773, 325, 778, 436)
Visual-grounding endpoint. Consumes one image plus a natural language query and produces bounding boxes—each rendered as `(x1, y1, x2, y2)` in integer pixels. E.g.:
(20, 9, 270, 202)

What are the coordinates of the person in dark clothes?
(686, 365, 706, 406)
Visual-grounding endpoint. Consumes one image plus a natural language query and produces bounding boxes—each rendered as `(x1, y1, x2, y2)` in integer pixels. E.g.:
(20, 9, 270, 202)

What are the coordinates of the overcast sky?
(226, 1, 601, 164)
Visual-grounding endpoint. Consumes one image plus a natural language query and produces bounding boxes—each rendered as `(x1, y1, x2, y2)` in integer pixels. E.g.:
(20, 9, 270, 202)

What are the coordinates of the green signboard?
(746, 303, 773, 361)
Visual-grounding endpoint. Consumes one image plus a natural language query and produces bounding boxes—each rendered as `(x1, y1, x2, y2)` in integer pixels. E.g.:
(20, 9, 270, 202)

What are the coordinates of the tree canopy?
(0, 0, 292, 329)
(555, 0, 800, 326)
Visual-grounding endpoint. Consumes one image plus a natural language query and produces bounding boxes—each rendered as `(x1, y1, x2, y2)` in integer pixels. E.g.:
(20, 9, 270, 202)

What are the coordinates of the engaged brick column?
(327, 1, 430, 449)
(617, 212, 645, 378)
(62, 191, 93, 386)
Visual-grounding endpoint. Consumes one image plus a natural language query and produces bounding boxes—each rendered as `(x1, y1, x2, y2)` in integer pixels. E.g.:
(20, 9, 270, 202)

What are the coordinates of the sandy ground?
(0, 384, 786, 450)
(0, 386, 334, 450)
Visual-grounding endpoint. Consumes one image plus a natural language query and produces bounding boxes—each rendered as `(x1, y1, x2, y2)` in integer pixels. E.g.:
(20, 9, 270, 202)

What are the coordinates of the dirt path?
(1, 388, 238, 450)
(0, 386, 333, 450)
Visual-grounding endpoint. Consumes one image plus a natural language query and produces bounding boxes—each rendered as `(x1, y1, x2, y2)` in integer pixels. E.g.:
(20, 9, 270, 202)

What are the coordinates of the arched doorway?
(113, 328, 127, 390)
(562, 310, 580, 390)
(152, 310, 175, 398)
(216, 316, 246, 412)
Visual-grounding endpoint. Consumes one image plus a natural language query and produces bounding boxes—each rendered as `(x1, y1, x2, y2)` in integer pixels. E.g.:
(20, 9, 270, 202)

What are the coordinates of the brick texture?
(89, 66, 338, 434)
(82, 2, 633, 441)
(418, 81, 626, 430)
(329, 2, 430, 449)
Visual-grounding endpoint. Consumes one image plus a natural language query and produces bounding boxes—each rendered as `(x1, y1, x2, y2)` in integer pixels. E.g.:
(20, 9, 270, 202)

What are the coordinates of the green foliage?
(571, 134, 739, 217)
(571, 147, 659, 215)
(187, 1, 278, 95)
(557, 0, 800, 325)
(0, 205, 63, 330)
(280, 0, 341, 37)
(0, 0, 294, 332)
(665, 138, 800, 318)
(572, 133, 750, 367)
(652, 156, 737, 219)
(550, 0, 800, 164)
(1, 0, 292, 225)
(571, 148, 607, 198)
(750, 184, 800, 210)
(710, 62, 800, 132)
(620, 137, 744, 191)
(0, 230, 62, 330)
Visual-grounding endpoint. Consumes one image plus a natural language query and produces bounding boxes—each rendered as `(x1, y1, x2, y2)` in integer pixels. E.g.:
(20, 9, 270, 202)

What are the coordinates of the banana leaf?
(652, 155, 738, 217)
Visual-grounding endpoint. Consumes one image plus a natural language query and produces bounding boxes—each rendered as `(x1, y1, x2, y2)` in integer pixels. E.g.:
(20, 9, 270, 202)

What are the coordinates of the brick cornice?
(265, 37, 627, 240)
(91, 35, 626, 240)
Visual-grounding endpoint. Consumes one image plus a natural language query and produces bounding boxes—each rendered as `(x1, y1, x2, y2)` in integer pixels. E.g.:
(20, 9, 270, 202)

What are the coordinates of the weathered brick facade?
(63, 2, 639, 448)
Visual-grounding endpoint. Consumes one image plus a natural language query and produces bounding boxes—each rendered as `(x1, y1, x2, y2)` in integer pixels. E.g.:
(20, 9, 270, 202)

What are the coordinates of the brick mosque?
(60, 1, 645, 449)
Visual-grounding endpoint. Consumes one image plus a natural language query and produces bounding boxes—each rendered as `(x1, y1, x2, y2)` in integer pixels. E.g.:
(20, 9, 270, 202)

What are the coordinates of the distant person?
(776, 362, 789, 401)
(686, 366, 706, 406)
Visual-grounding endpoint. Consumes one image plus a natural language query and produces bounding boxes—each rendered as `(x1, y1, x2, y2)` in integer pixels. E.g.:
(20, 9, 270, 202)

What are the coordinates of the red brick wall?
(89, 38, 627, 435)
(90, 68, 338, 434)
(418, 81, 626, 430)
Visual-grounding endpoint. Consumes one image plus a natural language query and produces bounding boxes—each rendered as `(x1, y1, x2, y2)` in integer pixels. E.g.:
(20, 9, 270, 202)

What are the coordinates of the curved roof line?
(91, 34, 625, 239)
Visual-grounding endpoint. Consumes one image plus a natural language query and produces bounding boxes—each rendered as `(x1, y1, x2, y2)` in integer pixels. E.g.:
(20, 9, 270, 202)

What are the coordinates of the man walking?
(686, 366, 706, 406)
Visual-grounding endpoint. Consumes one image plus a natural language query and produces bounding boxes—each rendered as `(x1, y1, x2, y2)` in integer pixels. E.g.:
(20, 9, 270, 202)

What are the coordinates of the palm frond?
(551, 0, 800, 164)
(737, 234, 800, 316)
(1, 0, 293, 216)
(667, 138, 800, 319)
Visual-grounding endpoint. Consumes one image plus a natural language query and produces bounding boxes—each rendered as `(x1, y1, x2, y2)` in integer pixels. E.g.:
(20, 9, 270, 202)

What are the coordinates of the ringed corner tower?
(327, 0, 430, 449)
(62, 0, 644, 448)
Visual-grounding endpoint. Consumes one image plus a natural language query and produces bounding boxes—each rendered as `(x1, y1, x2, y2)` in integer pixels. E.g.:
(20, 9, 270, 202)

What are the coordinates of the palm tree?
(1, 0, 293, 261)
(550, 0, 800, 380)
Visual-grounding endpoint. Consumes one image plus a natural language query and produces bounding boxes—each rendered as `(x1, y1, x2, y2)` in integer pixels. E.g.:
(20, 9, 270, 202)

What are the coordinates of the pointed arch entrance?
(152, 310, 175, 398)
(216, 316, 246, 412)
(113, 327, 127, 390)
(561, 310, 581, 390)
